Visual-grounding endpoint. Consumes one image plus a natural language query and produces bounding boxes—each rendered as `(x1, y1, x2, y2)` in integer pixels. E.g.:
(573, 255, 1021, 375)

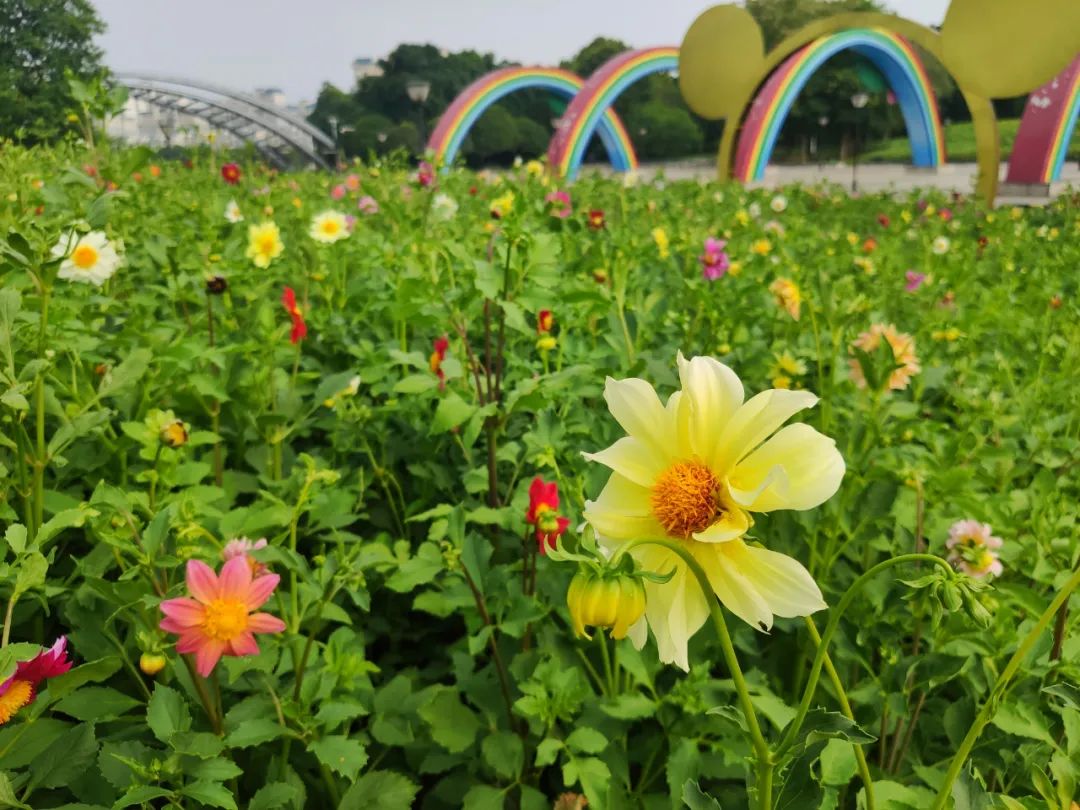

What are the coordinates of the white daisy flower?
(52, 231, 122, 287)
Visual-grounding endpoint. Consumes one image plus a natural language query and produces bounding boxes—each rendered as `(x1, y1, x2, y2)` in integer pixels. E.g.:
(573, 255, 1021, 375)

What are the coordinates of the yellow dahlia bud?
(139, 652, 167, 676)
(566, 569, 646, 640)
(160, 420, 188, 448)
(536, 335, 557, 352)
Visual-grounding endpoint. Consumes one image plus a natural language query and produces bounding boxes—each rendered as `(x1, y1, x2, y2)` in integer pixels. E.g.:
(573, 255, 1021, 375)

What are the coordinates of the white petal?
(677, 353, 744, 461)
(583, 436, 665, 488)
(729, 423, 845, 512)
(626, 616, 648, 650)
(583, 474, 666, 541)
(714, 389, 818, 473)
(604, 376, 673, 456)
(725, 541, 826, 620)
(697, 541, 774, 631)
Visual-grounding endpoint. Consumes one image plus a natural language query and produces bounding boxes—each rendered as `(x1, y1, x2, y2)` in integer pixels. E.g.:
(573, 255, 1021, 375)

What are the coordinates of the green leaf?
(430, 392, 476, 434)
(991, 700, 1055, 745)
(98, 348, 153, 399)
(146, 683, 191, 744)
(338, 771, 419, 810)
(181, 781, 237, 810)
(114, 786, 174, 808)
(535, 738, 563, 767)
(0, 771, 30, 809)
(682, 780, 723, 809)
(394, 374, 437, 394)
(781, 709, 876, 755)
(482, 731, 523, 779)
(819, 739, 857, 786)
(565, 727, 608, 755)
(1044, 682, 1080, 711)
(308, 736, 368, 780)
(562, 755, 610, 807)
(34, 508, 95, 550)
(3, 524, 26, 555)
(47, 657, 122, 701)
(98, 739, 154, 790)
(385, 542, 443, 593)
(418, 688, 480, 753)
(248, 783, 300, 810)
(14, 552, 47, 596)
(224, 718, 283, 749)
(463, 785, 506, 810)
(189, 758, 244, 782)
(54, 685, 139, 721)
(27, 721, 97, 790)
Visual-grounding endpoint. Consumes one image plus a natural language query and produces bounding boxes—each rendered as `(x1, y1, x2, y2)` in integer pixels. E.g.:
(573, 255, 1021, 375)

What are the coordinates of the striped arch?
(426, 67, 636, 171)
(734, 28, 945, 182)
(547, 47, 680, 179)
(1006, 54, 1080, 185)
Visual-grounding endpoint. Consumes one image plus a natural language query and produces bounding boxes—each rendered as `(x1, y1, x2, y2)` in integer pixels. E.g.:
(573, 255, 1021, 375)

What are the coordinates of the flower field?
(0, 142, 1078, 810)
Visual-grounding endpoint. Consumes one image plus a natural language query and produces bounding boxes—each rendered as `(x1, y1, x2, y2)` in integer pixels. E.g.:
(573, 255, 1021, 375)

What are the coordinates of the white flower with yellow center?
(224, 200, 243, 223)
(309, 211, 349, 244)
(432, 193, 459, 221)
(583, 354, 845, 670)
(51, 231, 122, 287)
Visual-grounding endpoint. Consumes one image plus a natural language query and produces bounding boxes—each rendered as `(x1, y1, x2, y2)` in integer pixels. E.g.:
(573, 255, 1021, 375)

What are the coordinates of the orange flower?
(430, 335, 449, 386)
(768, 278, 802, 321)
(537, 310, 554, 334)
(862, 237, 877, 254)
(159, 558, 285, 677)
(849, 324, 920, 391)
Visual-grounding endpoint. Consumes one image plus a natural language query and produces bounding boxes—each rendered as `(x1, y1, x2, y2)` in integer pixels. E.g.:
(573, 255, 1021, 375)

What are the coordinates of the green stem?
(615, 539, 772, 807)
(1, 595, 17, 648)
(929, 564, 1080, 810)
(775, 553, 953, 759)
(804, 617, 875, 810)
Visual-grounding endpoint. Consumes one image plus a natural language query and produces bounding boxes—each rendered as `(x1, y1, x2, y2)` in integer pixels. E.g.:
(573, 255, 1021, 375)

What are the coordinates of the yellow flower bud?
(566, 570, 646, 640)
(536, 335, 557, 352)
(160, 421, 188, 448)
(139, 652, 167, 676)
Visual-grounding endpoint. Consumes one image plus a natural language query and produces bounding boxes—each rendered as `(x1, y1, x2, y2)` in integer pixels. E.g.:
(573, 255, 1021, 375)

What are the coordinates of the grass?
(864, 118, 1080, 163)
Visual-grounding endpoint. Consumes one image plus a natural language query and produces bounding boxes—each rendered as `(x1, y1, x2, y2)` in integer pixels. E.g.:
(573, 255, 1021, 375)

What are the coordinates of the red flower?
(417, 161, 435, 188)
(221, 163, 241, 185)
(939, 207, 953, 222)
(537, 310, 554, 334)
(0, 638, 72, 725)
(430, 335, 449, 387)
(587, 209, 606, 231)
(281, 287, 307, 344)
(526, 476, 570, 554)
(877, 213, 890, 228)
(862, 237, 877, 254)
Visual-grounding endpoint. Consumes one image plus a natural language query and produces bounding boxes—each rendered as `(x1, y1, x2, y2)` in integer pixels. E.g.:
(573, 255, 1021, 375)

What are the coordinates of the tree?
(0, 0, 108, 142)
(625, 102, 703, 160)
(465, 106, 518, 164)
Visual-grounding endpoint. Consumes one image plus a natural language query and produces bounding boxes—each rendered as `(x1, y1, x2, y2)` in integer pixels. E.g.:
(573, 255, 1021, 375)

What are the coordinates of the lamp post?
(405, 78, 431, 154)
(850, 92, 869, 193)
(817, 115, 829, 170)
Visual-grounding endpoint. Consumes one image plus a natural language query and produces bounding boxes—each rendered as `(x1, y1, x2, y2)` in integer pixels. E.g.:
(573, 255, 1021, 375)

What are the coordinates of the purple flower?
(699, 237, 730, 281)
(905, 270, 927, 292)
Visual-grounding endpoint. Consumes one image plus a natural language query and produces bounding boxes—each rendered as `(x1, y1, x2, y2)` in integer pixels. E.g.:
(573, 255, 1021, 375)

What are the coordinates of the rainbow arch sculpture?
(426, 67, 637, 172)
(547, 47, 680, 179)
(1006, 55, 1080, 185)
(734, 29, 945, 182)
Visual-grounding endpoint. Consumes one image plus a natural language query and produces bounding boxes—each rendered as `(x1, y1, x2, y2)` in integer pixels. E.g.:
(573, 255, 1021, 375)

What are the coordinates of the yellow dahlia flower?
(583, 354, 844, 670)
(246, 222, 284, 268)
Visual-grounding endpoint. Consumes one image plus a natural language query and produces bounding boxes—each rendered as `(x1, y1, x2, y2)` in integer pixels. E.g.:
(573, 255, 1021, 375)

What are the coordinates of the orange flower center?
(651, 461, 721, 538)
(202, 598, 249, 641)
(258, 235, 278, 255)
(71, 243, 99, 270)
(0, 680, 34, 725)
(321, 219, 340, 235)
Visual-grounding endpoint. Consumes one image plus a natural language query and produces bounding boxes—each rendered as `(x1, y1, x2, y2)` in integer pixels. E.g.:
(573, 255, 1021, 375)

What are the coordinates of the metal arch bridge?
(113, 74, 336, 169)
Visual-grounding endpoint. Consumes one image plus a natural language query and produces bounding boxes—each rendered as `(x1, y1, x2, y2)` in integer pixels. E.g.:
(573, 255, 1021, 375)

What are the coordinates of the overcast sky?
(92, 0, 949, 103)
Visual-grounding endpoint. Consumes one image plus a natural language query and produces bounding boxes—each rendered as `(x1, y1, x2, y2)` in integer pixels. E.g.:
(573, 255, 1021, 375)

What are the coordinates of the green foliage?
(0, 140, 1077, 810)
(0, 0, 108, 142)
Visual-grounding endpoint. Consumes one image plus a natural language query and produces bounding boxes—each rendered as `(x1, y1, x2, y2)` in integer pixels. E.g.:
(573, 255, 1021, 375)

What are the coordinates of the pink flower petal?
(217, 555, 253, 601)
(248, 613, 287, 634)
(195, 639, 227, 677)
(175, 631, 206, 654)
(227, 632, 260, 657)
(186, 560, 219, 603)
(159, 598, 206, 627)
(244, 573, 280, 611)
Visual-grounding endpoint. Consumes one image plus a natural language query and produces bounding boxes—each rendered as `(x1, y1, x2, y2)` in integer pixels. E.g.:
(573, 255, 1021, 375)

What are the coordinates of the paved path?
(589, 159, 1080, 205)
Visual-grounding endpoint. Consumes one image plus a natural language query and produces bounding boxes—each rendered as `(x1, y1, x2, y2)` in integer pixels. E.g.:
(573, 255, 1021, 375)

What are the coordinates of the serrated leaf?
(308, 736, 368, 780)
(146, 683, 191, 744)
(27, 722, 97, 790)
(248, 783, 300, 810)
(224, 718, 283, 749)
(338, 770, 419, 810)
(682, 779, 723, 809)
(181, 781, 237, 810)
(482, 731, 523, 779)
(565, 727, 607, 754)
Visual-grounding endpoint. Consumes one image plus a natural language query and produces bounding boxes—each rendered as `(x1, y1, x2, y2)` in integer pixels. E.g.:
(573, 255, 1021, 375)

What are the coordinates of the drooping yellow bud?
(566, 569, 646, 640)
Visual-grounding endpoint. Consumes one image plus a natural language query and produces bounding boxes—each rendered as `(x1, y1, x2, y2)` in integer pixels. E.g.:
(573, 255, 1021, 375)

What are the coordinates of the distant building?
(352, 57, 384, 82)
(255, 87, 287, 108)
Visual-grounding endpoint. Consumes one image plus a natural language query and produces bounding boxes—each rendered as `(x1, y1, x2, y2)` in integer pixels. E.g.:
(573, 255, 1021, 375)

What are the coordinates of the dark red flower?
(526, 477, 570, 554)
(587, 209, 606, 231)
(281, 287, 307, 344)
(417, 161, 435, 188)
(877, 213, 890, 228)
(0, 638, 72, 725)
(537, 310, 554, 334)
(221, 163, 241, 185)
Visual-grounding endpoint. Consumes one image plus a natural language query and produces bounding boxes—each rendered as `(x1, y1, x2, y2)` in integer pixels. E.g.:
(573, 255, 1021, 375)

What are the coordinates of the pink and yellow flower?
(946, 520, 1003, 578)
(849, 324, 920, 391)
(0, 638, 72, 725)
(699, 237, 730, 281)
(545, 190, 572, 219)
(159, 558, 286, 677)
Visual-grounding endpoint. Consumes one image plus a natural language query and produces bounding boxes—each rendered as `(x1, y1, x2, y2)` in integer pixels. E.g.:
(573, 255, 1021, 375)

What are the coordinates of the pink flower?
(345, 174, 361, 191)
(946, 520, 1003, 579)
(699, 237, 730, 281)
(159, 557, 286, 677)
(357, 196, 379, 215)
(330, 184, 346, 200)
(939, 207, 953, 222)
(0, 637, 72, 725)
(345, 214, 357, 231)
(545, 190, 572, 219)
(222, 537, 269, 577)
(905, 270, 927, 292)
